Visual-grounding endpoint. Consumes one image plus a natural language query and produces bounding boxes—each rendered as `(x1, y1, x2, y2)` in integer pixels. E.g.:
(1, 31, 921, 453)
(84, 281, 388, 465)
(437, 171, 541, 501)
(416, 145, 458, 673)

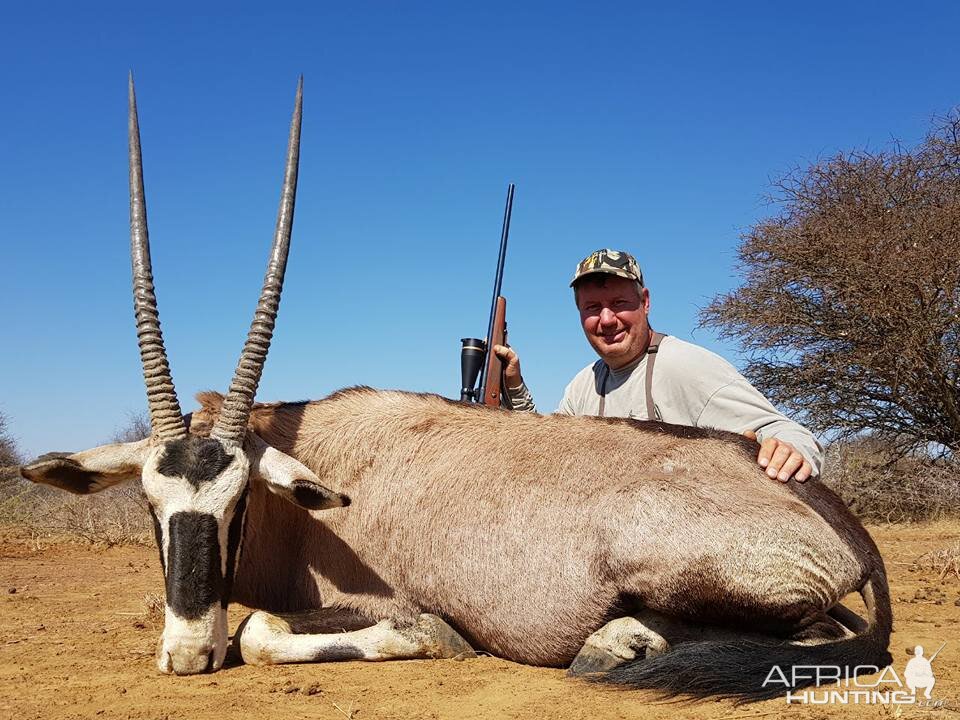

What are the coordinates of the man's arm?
(492, 345, 585, 415)
(493, 345, 537, 412)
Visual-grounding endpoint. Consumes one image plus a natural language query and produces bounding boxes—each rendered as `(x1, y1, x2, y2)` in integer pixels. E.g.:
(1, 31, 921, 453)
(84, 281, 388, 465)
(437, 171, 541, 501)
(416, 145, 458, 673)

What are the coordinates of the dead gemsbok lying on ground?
(21, 77, 892, 702)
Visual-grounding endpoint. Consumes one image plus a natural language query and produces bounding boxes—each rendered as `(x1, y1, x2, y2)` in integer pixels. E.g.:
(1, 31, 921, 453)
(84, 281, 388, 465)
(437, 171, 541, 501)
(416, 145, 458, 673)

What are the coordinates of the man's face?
(576, 275, 651, 370)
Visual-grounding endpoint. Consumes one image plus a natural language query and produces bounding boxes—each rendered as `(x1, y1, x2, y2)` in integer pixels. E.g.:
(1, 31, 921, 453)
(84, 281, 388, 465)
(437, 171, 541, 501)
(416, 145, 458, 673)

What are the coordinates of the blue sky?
(2, 1, 958, 457)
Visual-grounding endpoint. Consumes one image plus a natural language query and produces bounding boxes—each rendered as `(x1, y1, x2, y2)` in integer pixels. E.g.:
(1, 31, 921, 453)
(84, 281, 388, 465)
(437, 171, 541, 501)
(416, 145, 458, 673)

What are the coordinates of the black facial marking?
(221, 490, 248, 609)
(157, 436, 233, 488)
(291, 480, 349, 509)
(166, 511, 223, 620)
(147, 504, 166, 574)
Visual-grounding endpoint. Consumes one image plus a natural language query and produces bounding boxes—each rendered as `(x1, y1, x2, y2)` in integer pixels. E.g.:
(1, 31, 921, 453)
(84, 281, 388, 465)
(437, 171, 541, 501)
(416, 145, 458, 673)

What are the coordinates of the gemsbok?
(20, 77, 893, 701)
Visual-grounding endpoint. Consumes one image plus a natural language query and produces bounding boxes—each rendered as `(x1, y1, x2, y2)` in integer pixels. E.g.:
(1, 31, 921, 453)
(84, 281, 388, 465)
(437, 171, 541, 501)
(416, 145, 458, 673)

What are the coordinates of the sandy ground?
(0, 522, 957, 720)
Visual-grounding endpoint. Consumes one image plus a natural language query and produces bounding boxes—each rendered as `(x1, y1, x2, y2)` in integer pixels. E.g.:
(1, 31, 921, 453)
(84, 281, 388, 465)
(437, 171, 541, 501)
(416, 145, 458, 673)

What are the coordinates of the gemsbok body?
(21, 77, 892, 701)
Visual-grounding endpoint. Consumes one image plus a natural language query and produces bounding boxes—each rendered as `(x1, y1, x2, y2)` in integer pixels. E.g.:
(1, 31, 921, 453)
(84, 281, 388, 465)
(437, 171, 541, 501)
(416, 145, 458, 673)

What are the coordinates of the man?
(493, 249, 822, 481)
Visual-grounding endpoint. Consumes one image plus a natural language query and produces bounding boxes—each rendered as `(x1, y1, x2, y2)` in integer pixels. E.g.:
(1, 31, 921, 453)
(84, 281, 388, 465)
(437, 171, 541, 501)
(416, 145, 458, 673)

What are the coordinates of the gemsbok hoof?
(568, 616, 668, 676)
(413, 614, 477, 660)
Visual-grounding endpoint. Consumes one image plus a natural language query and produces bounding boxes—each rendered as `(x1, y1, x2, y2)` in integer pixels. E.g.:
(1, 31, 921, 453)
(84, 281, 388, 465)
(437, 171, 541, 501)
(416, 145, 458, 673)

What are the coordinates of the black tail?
(598, 572, 893, 703)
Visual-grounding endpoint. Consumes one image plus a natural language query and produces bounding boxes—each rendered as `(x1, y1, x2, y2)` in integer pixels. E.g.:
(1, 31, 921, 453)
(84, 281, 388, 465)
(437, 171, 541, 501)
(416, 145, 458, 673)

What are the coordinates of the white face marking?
(141, 441, 250, 675)
(142, 443, 249, 576)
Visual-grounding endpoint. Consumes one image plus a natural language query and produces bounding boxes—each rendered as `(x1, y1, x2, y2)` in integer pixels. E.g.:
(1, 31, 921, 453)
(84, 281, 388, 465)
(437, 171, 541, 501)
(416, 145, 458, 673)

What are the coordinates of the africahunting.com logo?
(764, 642, 948, 706)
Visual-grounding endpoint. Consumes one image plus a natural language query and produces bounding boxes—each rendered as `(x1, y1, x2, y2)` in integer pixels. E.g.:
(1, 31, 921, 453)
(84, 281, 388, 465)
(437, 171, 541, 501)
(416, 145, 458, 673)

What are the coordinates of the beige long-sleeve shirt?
(506, 335, 823, 475)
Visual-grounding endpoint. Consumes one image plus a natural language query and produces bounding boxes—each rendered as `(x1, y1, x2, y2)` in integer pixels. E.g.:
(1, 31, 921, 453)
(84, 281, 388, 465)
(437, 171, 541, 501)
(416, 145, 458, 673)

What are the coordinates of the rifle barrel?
(492, 183, 514, 301)
(477, 183, 515, 396)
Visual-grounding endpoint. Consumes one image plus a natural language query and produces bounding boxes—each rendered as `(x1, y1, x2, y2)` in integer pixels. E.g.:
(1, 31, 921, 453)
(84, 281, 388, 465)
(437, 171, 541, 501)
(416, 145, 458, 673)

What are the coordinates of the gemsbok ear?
(245, 432, 349, 510)
(20, 438, 152, 494)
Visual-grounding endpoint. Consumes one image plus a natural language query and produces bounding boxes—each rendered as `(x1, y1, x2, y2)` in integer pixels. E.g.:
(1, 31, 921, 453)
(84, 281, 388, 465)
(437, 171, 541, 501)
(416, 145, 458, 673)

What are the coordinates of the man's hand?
(742, 431, 812, 483)
(492, 345, 524, 389)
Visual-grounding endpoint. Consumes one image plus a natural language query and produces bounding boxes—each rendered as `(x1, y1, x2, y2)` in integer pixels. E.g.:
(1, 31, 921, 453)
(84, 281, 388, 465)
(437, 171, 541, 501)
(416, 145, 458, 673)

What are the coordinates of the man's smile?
(600, 330, 626, 344)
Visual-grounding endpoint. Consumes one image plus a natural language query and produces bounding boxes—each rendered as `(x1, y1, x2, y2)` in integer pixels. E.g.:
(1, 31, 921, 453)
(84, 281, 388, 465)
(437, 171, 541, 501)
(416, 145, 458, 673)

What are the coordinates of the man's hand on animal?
(742, 431, 812, 482)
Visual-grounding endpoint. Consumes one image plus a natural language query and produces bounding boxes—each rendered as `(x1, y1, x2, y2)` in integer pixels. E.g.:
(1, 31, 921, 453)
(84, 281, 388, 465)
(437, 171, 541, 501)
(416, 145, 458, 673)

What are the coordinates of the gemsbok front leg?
(236, 609, 476, 666)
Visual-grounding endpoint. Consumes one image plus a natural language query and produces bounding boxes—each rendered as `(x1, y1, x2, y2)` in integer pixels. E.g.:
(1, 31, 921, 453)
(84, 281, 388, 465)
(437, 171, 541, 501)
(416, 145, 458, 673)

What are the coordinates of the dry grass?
(912, 541, 960, 582)
(0, 477, 153, 547)
(822, 442, 960, 523)
(132, 592, 166, 630)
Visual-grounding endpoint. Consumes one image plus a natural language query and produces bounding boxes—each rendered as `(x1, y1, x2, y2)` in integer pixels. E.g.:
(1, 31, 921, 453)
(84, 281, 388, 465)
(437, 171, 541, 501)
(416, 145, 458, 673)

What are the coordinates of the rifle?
(929, 642, 946, 663)
(460, 183, 515, 407)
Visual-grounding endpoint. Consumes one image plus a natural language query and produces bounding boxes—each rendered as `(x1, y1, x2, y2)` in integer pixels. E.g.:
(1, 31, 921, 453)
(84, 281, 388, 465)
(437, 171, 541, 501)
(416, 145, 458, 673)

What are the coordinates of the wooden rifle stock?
(482, 296, 507, 407)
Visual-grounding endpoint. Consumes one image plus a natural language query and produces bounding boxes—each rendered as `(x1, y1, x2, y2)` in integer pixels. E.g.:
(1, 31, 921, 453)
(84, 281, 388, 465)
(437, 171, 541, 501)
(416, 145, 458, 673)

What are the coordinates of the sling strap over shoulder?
(598, 331, 666, 420)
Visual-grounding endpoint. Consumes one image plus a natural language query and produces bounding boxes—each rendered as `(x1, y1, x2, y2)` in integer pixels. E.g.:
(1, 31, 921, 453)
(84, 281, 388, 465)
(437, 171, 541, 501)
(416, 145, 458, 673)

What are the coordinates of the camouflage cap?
(570, 249, 644, 287)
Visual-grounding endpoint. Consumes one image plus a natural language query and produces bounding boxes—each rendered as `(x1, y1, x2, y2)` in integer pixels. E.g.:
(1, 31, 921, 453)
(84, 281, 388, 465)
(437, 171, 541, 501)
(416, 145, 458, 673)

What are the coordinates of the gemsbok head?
(20, 75, 347, 675)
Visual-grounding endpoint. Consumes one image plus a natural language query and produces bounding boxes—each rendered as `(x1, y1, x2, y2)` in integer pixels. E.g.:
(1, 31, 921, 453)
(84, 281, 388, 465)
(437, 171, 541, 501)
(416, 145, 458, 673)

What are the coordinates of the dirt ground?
(0, 522, 957, 720)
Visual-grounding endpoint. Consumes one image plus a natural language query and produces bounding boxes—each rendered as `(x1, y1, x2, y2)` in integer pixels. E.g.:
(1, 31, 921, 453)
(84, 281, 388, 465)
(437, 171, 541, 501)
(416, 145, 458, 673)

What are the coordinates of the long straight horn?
(212, 77, 303, 447)
(128, 73, 187, 440)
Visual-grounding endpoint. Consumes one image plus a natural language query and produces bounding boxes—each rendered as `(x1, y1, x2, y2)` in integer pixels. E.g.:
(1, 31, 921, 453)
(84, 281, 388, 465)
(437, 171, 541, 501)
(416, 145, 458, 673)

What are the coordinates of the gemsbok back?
(21, 77, 892, 701)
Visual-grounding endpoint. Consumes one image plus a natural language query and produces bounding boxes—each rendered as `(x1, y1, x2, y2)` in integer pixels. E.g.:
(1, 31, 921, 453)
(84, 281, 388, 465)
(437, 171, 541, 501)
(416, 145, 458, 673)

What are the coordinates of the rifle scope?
(460, 338, 486, 402)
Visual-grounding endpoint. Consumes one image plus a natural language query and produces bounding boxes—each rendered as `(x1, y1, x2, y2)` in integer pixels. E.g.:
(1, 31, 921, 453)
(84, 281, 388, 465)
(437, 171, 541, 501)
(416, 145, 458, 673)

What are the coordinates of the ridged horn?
(212, 77, 303, 446)
(128, 72, 187, 441)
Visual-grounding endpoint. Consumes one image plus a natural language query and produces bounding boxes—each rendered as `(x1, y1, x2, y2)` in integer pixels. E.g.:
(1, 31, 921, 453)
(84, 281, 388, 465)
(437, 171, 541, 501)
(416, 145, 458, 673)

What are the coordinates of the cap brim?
(570, 268, 641, 287)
